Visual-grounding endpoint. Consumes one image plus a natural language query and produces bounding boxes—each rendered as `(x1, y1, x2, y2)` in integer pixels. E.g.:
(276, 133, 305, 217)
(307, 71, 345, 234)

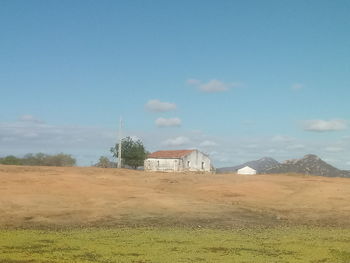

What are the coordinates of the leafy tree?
(110, 136, 148, 169)
(95, 156, 115, 168)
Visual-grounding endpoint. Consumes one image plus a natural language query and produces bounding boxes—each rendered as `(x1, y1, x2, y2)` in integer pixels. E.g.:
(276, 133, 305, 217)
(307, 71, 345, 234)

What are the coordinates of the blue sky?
(1, 0, 349, 168)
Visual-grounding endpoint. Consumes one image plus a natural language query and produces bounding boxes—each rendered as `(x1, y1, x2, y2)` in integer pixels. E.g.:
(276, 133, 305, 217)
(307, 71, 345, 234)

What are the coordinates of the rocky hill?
(217, 157, 280, 173)
(265, 154, 350, 178)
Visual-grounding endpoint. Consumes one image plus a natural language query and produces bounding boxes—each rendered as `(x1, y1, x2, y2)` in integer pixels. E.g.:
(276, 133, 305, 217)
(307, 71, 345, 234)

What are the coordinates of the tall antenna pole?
(117, 116, 122, 168)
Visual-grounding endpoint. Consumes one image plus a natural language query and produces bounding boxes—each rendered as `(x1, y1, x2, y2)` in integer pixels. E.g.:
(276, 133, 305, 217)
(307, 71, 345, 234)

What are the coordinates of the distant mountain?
(217, 157, 280, 174)
(265, 154, 350, 178)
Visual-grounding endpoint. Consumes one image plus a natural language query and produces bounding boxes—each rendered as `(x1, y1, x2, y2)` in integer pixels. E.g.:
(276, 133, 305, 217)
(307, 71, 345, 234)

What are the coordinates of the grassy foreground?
(1, 227, 350, 263)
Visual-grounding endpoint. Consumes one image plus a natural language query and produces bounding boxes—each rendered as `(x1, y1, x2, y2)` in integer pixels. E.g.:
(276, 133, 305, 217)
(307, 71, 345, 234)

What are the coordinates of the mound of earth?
(1, 165, 350, 228)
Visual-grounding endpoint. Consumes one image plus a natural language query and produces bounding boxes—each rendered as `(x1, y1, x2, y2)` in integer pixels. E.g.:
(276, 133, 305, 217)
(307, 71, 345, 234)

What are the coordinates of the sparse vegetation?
(94, 156, 116, 168)
(0, 155, 23, 165)
(0, 227, 349, 263)
(0, 153, 76, 167)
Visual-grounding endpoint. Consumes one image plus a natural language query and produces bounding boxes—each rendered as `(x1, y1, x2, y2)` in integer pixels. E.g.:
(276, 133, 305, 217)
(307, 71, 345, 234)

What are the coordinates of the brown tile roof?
(147, 150, 195, 159)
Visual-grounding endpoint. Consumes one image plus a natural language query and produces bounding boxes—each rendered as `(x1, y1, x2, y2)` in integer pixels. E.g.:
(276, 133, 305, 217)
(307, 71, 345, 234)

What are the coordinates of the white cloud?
(155, 117, 181, 127)
(187, 78, 234, 93)
(162, 136, 190, 146)
(291, 83, 304, 90)
(145, 99, 176, 112)
(303, 119, 347, 132)
(199, 140, 217, 147)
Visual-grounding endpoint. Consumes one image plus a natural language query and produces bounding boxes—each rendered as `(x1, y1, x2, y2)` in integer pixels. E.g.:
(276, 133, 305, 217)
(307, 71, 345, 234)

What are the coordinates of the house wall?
(144, 150, 211, 172)
(182, 150, 211, 172)
(144, 158, 182, 172)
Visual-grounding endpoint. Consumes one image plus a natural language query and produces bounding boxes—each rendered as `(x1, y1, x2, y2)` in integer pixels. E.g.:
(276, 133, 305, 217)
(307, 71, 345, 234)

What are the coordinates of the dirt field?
(1, 165, 350, 228)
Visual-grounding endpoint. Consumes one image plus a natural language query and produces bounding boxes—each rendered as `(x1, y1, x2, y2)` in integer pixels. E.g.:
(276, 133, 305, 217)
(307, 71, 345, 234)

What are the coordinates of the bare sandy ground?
(1, 165, 350, 228)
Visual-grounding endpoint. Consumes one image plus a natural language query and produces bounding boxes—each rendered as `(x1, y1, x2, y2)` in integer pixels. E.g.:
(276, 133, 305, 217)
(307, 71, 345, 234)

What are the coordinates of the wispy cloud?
(291, 83, 304, 90)
(145, 99, 176, 112)
(18, 115, 44, 124)
(303, 119, 347, 132)
(187, 79, 201, 85)
(187, 78, 235, 93)
(0, 116, 116, 165)
(243, 144, 258, 149)
(286, 144, 305, 150)
(271, 135, 295, 143)
(162, 136, 190, 146)
(155, 117, 181, 127)
(3, 116, 350, 170)
(325, 146, 343, 152)
(242, 120, 255, 126)
(198, 80, 230, 92)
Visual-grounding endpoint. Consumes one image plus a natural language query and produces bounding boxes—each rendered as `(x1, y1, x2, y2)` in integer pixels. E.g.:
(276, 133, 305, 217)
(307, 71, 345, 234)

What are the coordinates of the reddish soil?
(0, 165, 350, 228)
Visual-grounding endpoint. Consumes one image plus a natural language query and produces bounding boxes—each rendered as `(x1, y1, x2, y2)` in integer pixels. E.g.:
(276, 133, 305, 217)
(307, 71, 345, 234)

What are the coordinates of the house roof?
(147, 150, 195, 159)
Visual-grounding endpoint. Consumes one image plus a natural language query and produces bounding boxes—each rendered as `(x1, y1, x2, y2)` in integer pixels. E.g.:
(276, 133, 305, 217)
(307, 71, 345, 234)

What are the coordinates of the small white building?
(144, 149, 212, 172)
(237, 166, 257, 175)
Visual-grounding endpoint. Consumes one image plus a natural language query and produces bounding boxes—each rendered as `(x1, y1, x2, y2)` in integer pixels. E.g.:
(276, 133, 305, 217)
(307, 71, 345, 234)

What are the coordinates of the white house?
(144, 149, 212, 172)
(237, 166, 257, 175)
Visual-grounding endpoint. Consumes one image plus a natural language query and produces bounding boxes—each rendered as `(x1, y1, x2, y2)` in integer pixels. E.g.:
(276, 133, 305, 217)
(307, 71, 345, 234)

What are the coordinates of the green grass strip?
(0, 227, 349, 263)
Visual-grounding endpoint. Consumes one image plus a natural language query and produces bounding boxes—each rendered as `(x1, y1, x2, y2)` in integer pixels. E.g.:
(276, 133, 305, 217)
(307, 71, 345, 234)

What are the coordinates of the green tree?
(110, 137, 148, 169)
